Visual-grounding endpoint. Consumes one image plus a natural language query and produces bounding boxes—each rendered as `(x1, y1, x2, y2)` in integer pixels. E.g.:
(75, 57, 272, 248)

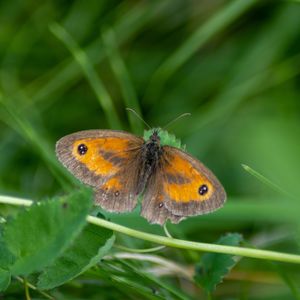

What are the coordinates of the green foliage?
(0, 236, 16, 270)
(2, 189, 93, 276)
(144, 128, 185, 150)
(37, 223, 115, 290)
(1, 0, 300, 298)
(0, 235, 14, 291)
(0, 269, 10, 291)
(96, 259, 191, 300)
(194, 233, 243, 292)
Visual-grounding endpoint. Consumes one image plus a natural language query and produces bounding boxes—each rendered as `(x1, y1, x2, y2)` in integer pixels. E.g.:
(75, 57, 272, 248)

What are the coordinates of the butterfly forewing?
(56, 130, 144, 212)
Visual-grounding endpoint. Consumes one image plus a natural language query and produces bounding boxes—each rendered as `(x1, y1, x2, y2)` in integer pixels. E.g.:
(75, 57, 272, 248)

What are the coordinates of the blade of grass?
(0, 93, 75, 190)
(102, 27, 143, 134)
(26, 1, 172, 105)
(1, 195, 300, 265)
(0, 3, 53, 96)
(111, 258, 190, 300)
(275, 266, 300, 300)
(242, 164, 294, 199)
(62, 1, 106, 43)
(50, 22, 122, 129)
(242, 239, 300, 300)
(0, 1, 174, 146)
(145, 0, 258, 102)
(254, 52, 300, 94)
(106, 252, 192, 280)
(181, 5, 300, 150)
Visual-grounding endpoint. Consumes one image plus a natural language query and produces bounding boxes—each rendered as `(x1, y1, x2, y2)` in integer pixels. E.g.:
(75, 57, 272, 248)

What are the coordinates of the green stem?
(163, 223, 172, 238)
(16, 276, 54, 300)
(23, 278, 31, 300)
(1, 195, 300, 265)
(87, 216, 300, 264)
(114, 244, 165, 253)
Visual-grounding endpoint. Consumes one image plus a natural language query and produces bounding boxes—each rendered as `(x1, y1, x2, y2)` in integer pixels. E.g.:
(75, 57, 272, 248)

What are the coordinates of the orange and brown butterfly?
(56, 126, 226, 225)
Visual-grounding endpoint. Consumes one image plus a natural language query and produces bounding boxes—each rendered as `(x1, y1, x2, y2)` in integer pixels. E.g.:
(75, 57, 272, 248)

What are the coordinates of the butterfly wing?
(56, 130, 144, 212)
(141, 145, 226, 225)
(160, 146, 226, 217)
(140, 169, 184, 225)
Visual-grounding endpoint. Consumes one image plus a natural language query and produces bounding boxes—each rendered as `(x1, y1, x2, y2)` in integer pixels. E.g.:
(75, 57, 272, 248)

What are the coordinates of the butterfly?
(56, 128, 226, 225)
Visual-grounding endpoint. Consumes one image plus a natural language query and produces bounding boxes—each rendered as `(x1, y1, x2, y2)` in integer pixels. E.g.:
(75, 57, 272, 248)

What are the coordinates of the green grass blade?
(145, 0, 258, 100)
(276, 266, 300, 300)
(50, 22, 122, 129)
(242, 164, 294, 199)
(0, 93, 74, 190)
(27, 1, 170, 106)
(182, 5, 300, 143)
(102, 28, 143, 134)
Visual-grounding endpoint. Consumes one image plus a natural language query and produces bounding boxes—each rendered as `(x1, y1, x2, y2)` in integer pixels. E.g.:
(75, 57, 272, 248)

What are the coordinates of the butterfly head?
(149, 129, 160, 143)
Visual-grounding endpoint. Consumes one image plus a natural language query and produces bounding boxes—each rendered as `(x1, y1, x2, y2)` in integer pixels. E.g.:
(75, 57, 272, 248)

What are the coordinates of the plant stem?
(1, 195, 300, 265)
(16, 276, 54, 300)
(23, 278, 31, 300)
(105, 252, 192, 279)
(114, 244, 165, 253)
(87, 216, 300, 264)
(163, 223, 172, 238)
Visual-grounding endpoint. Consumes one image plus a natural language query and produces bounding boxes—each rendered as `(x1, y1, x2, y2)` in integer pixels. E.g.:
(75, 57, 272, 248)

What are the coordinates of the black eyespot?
(114, 191, 120, 197)
(158, 203, 163, 208)
(78, 144, 88, 155)
(198, 184, 208, 195)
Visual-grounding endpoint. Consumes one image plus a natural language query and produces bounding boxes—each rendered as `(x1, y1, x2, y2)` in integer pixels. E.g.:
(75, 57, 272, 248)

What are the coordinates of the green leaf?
(194, 233, 243, 292)
(0, 236, 15, 270)
(144, 129, 185, 150)
(3, 188, 93, 276)
(0, 240, 14, 291)
(0, 269, 11, 291)
(37, 223, 115, 290)
(0, 226, 15, 291)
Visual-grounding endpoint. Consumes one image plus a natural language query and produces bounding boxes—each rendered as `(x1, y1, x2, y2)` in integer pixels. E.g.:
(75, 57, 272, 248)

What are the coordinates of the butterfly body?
(56, 128, 226, 225)
(137, 130, 162, 193)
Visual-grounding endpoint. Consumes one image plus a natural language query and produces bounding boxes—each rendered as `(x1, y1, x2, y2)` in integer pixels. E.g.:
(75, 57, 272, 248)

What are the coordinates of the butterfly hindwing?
(94, 150, 144, 212)
(140, 169, 184, 225)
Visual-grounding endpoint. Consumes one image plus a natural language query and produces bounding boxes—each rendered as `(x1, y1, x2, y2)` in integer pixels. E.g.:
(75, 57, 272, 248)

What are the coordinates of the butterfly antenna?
(163, 113, 191, 130)
(126, 108, 152, 129)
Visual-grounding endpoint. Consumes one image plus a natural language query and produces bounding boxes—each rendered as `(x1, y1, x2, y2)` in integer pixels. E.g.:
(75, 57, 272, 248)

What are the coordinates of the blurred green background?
(1, 0, 300, 299)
